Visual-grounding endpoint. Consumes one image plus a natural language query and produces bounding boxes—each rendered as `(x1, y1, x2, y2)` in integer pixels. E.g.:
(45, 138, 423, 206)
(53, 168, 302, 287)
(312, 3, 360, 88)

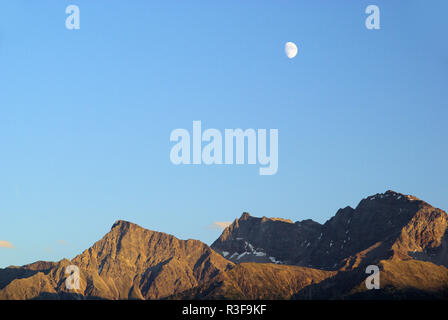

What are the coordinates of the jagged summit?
(109, 220, 156, 235)
(238, 212, 294, 224)
(0, 218, 233, 300)
(240, 212, 251, 220)
(111, 219, 135, 229)
(363, 190, 421, 203)
(262, 216, 293, 223)
(2, 190, 448, 300)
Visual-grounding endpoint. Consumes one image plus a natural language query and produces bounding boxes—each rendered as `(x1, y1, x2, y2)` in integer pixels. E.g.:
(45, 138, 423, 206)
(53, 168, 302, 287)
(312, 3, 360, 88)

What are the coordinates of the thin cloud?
(207, 221, 232, 230)
(57, 240, 68, 246)
(0, 241, 14, 248)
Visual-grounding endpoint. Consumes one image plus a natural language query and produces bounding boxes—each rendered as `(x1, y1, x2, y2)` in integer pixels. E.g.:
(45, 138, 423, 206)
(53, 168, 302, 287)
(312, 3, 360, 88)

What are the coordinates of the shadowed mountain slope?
(212, 191, 448, 271)
(0, 221, 233, 300)
(2, 191, 448, 299)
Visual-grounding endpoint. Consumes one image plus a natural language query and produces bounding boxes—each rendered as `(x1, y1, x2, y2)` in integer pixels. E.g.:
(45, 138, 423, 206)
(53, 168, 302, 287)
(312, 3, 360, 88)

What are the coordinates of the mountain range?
(1, 190, 448, 299)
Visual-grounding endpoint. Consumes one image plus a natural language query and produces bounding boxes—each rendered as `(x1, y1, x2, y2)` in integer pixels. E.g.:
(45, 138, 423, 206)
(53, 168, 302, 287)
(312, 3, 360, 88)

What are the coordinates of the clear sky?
(0, 0, 447, 268)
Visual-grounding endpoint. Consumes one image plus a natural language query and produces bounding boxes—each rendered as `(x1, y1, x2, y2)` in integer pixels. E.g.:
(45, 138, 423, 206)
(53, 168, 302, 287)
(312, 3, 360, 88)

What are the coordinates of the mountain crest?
(213, 191, 448, 271)
(363, 190, 420, 203)
(240, 212, 251, 220)
(111, 219, 138, 230)
(2, 191, 448, 300)
(0, 220, 234, 300)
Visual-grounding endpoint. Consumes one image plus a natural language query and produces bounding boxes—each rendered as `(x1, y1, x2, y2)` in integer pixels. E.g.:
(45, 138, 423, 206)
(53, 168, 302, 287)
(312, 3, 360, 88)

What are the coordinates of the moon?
(285, 42, 298, 59)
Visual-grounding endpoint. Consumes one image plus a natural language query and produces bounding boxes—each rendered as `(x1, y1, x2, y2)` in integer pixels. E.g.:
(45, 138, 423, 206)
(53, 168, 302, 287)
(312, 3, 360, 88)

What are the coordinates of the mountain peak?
(2, 191, 448, 300)
(261, 216, 293, 224)
(363, 190, 421, 203)
(240, 212, 251, 220)
(111, 220, 136, 230)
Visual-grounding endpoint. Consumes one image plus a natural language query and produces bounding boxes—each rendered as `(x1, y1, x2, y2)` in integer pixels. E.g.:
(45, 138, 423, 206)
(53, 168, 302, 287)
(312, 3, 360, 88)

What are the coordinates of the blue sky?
(0, 0, 447, 268)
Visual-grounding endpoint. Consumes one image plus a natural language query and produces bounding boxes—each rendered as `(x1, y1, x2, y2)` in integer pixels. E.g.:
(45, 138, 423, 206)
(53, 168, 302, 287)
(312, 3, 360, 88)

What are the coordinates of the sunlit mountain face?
(1, 191, 448, 300)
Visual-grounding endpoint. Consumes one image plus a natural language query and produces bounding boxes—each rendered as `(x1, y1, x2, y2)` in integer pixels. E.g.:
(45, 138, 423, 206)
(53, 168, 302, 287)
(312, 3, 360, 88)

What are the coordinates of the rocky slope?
(171, 263, 336, 299)
(1, 190, 448, 299)
(0, 220, 233, 300)
(212, 190, 448, 271)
